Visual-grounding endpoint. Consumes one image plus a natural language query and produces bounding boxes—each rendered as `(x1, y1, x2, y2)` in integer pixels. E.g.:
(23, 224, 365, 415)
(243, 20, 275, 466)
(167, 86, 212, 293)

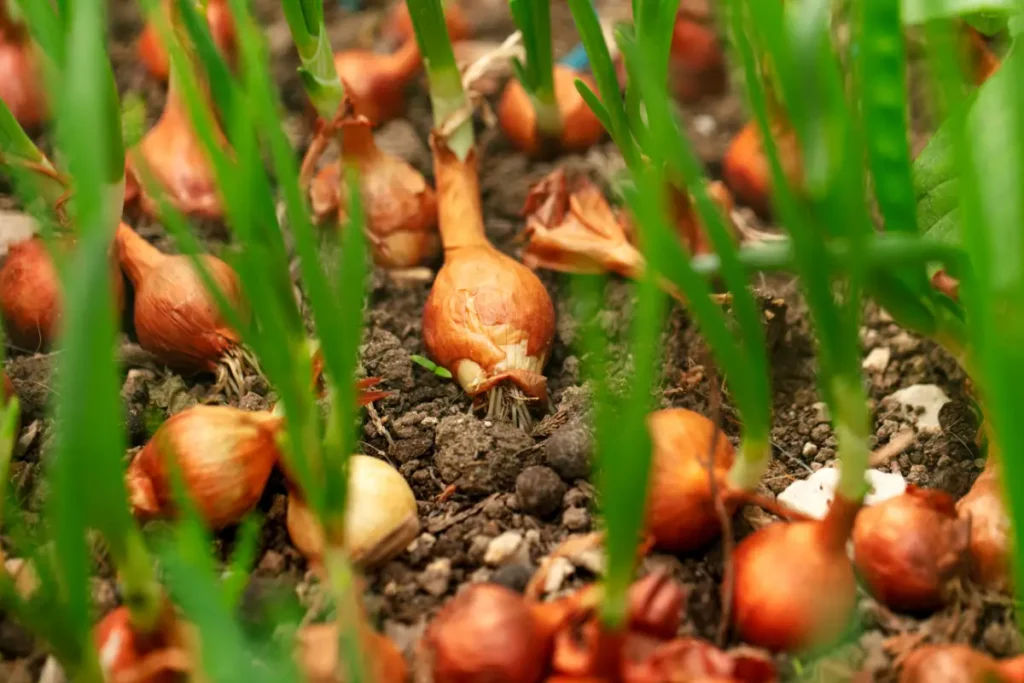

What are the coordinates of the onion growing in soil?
(285, 455, 420, 569)
(332, 41, 424, 126)
(137, 0, 236, 83)
(498, 66, 605, 156)
(95, 605, 192, 683)
(383, 0, 471, 46)
(0, 3, 45, 129)
(899, 644, 1024, 683)
(115, 223, 247, 380)
(722, 120, 801, 218)
(126, 405, 282, 529)
(669, 9, 727, 103)
(422, 138, 556, 429)
(852, 486, 970, 613)
(0, 236, 125, 352)
(298, 622, 408, 683)
(307, 114, 439, 268)
(958, 460, 1013, 592)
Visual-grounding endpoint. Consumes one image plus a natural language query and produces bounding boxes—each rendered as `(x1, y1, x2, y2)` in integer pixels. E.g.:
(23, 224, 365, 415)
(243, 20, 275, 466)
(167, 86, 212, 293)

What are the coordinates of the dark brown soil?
(0, 2, 1012, 682)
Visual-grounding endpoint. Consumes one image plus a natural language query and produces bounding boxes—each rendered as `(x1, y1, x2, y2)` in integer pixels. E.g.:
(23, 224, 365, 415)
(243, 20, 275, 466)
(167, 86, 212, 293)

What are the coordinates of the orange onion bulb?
(0, 236, 124, 352)
(958, 460, 1012, 593)
(332, 41, 423, 126)
(136, 0, 237, 83)
(308, 115, 439, 268)
(731, 495, 859, 652)
(424, 583, 551, 683)
(670, 13, 727, 103)
(126, 405, 281, 529)
(298, 622, 408, 683)
(94, 605, 190, 683)
(722, 120, 802, 218)
(422, 139, 555, 428)
(851, 486, 970, 613)
(115, 223, 245, 375)
(899, 644, 1024, 683)
(0, 6, 45, 129)
(383, 1, 471, 46)
(498, 66, 605, 156)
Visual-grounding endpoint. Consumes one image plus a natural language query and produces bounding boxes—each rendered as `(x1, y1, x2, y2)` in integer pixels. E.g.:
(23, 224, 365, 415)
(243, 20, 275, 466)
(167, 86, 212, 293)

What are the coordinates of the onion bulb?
(95, 605, 191, 683)
(958, 461, 1012, 593)
(126, 405, 282, 529)
(669, 13, 727, 103)
(115, 223, 246, 375)
(308, 114, 439, 268)
(621, 635, 776, 683)
(731, 494, 859, 652)
(852, 486, 970, 613)
(0, 6, 45, 129)
(722, 121, 802, 218)
(383, 1, 471, 46)
(125, 83, 225, 219)
(332, 40, 423, 126)
(137, 0, 237, 83)
(899, 644, 1024, 683)
(498, 66, 605, 156)
(424, 583, 551, 683)
(965, 26, 1000, 85)
(298, 622, 408, 683)
(0, 236, 125, 352)
(422, 138, 555, 428)
(285, 455, 420, 569)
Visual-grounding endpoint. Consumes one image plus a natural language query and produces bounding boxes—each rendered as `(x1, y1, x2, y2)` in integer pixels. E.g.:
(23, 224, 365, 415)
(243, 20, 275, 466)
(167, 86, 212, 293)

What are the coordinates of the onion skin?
(622, 636, 776, 683)
(309, 116, 439, 268)
(731, 495, 859, 652)
(126, 405, 281, 529)
(899, 645, 1024, 683)
(0, 13, 45, 130)
(722, 121, 802, 218)
(0, 237, 125, 352)
(384, 1, 470, 46)
(498, 66, 606, 156)
(426, 583, 550, 683)
(116, 223, 245, 374)
(298, 622, 408, 683)
(958, 461, 1012, 593)
(136, 0, 237, 83)
(333, 41, 422, 126)
(646, 409, 736, 552)
(965, 27, 1000, 86)
(670, 16, 726, 103)
(94, 605, 189, 683)
(852, 485, 970, 613)
(2, 372, 13, 402)
(422, 139, 555, 407)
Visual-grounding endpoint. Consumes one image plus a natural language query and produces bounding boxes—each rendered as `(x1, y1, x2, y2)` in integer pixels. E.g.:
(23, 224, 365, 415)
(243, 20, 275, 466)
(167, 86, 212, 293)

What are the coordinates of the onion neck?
(339, 117, 379, 163)
(819, 493, 861, 554)
(432, 137, 489, 250)
(387, 40, 424, 89)
(116, 223, 166, 287)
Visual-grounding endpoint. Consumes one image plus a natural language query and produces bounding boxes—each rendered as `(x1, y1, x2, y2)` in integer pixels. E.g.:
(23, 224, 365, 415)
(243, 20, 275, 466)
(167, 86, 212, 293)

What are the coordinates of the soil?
(0, 1, 1012, 682)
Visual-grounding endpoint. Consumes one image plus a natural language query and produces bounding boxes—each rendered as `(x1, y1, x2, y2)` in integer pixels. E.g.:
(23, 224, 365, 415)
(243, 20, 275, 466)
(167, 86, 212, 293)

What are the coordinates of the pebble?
(516, 466, 568, 519)
(888, 384, 951, 433)
(862, 347, 891, 373)
(812, 402, 831, 424)
(693, 114, 716, 136)
(543, 557, 576, 595)
(484, 531, 524, 566)
(257, 550, 285, 574)
(467, 535, 492, 564)
(802, 442, 818, 458)
(777, 467, 907, 519)
(889, 331, 920, 355)
(491, 562, 534, 593)
(563, 487, 590, 508)
(810, 423, 831, 444)
(563, 506, 591, 532)
(544, 420, 592, 480)
(418, 558, 452, 597)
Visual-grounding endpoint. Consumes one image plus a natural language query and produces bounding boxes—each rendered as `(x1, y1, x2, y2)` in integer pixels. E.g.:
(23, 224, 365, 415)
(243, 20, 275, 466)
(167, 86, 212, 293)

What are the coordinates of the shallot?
(0, 2, 45, 129)
(137, 0, 236, 83)
(722, 121, 801, 218)
(95, 604, 191, 683)
(958, 460, 1012, 592)
(670, 10, 727, 103)
(332, 40, 423, 125)
(899, 644, 1024, 683)
(298, 622, 408, 683)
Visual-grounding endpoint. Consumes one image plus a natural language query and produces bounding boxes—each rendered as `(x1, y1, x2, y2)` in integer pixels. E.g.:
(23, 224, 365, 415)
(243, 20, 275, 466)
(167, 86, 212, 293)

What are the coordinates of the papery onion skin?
(94, 605, 186, 683)
(308, 116, 439, 268)
(498, 66, 606, 157)
(384, 1, 471, 46)
(426, 583, 549, 683)
(958, 462, 1012, 593)
(136, 0, 237, 83)
(670, 16, 726, 103)
(622, 635, 776, 683)
(126, 405, 281, 529)
(0, 16, 45, 130)
(116, 224, 245, 374)
(722, 121, 802, 218)
(626, 570, 686, 640)
(899, 644, 1024, 683)
(298, 622, 408, 683)
(333, 41, 422, 126)
(646, 408, 736, 552)
(731, 495, 859, 652)
(285, 455, 420, 569)
(852, 486, 970, 613)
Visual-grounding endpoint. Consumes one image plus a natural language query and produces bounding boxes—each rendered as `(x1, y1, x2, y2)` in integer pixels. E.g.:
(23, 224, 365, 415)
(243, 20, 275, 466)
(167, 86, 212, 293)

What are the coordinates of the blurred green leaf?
(903, 0, 1016, 25)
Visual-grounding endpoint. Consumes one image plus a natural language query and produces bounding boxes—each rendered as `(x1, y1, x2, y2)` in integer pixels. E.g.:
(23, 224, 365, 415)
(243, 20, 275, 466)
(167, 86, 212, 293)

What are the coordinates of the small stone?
(862, 347, 891, 373)
(693, 114, 716, 136)
(802, 442, 818, 458)
(563, 506, 591, 532)
(467, 535, 493, 564)
(258, 550, 285, 574)
(888, 384, 951, 433)
(491, 563, 534, 593)
(408, 533, 436, 555)
(484, 531, 524, 566)
(777, 467, 907, 520)
(542, 557, 576, 595)
(516, 466, 568, 519)
(889, 331, 920, 355)
(418, 558, 452, 597)
(812, 402, 831, 424)
(810, 424, 831, 444)
(563, 487, 589, 508)
(544, 420, 592, 480)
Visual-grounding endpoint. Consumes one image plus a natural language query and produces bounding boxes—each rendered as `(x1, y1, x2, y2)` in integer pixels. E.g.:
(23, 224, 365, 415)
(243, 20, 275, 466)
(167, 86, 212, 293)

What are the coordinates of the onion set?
(957, 460, 1012, 593)
(669, 8, 727, 103)
(94, 604, 192, 683)
(137, 0, 237, 83)
(0, 2, 45, 129)
(851, 486, 970, 613)
(331, 40, 424, 126)
(899, 644, 1024, 683)
(722, 120, 801, 218)
(115, 222, 247, 379)
(298, 622, 408, 683)
(306, 112, 439, 268)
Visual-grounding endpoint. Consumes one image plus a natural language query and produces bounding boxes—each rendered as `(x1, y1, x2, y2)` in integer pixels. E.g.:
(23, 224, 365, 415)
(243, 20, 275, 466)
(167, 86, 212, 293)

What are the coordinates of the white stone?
(777, 467, 907, 520)
(812, 402, 831, 424)
(862, 347, 891, 373)
(0, 210, 38, 257)
(484, 531, 523, 566)
(694, 114, 716, 137)
(542, 557, 576, 595)
(418, 558, 452, 597)
(888, 384, 951, 433)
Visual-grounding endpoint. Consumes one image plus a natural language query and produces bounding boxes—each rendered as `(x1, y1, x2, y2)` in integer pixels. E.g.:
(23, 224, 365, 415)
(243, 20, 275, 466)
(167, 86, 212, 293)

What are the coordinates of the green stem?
(726, 435, 771, 491)
(833, 377, 872, 501)
(323, 546, 367, 683)
(280, 0, 345, 120)
(107, 529, 163, 635)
